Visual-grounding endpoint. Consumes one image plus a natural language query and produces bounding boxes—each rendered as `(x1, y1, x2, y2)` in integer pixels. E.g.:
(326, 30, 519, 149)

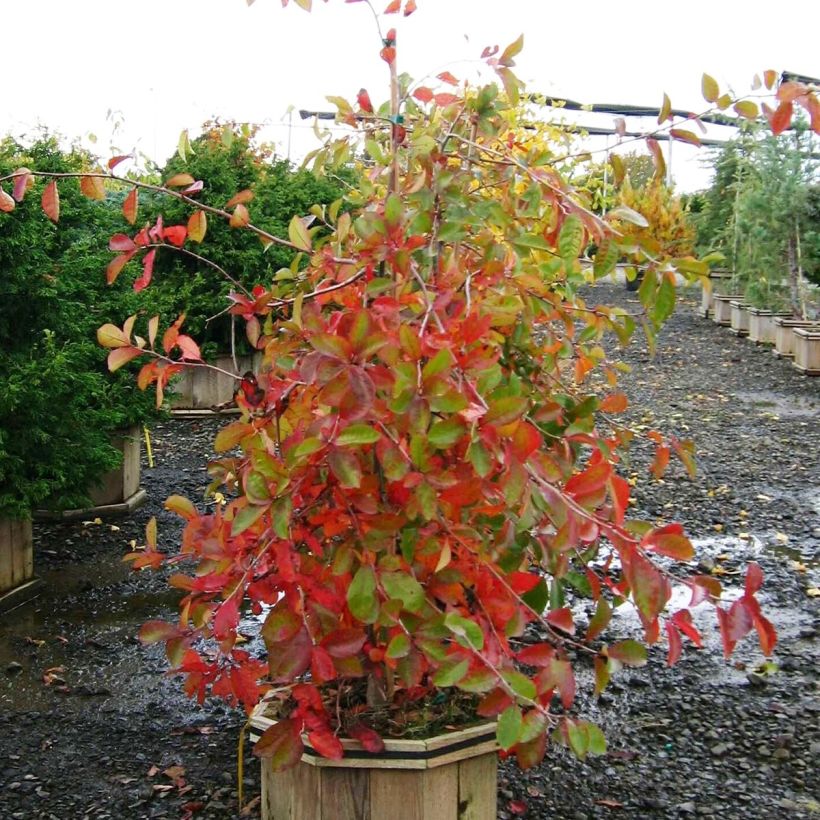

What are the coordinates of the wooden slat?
(320, 767, 369, 819)
(10, 518, 26, 586)
(20, 519, 33, 584)
(369, 769, 424, 820)
(421, 764, 459, 820)
(0, 518, 13, 593)
(263, 760, 322, 820)
(263, 759, 292, 819)
(457, 753, 497, 820)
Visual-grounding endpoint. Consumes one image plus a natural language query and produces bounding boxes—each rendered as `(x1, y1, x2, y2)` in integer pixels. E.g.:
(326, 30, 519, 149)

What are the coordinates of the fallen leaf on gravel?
(162, 765, 186, 780)
(756, 494, 772, 502)
(807, 588, 820, 598)
(775, 532, 789, 543)
(790, 561, 807, 573)
(526, 785, 544, 797)
(25, 637, 45, 647)
(508, 800, 528, 815)
(146, 765, 160, 777)
(239, 796, 261, 816)
(153, 784, 174, 793)
(595, 798, 625, 809)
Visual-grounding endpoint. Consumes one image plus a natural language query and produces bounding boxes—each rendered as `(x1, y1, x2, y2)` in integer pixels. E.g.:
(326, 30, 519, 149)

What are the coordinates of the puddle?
(733, 390, 820, 418)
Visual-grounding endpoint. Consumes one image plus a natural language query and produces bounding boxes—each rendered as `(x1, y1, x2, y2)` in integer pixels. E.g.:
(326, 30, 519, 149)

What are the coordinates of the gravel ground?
(1, 282, 818, 819)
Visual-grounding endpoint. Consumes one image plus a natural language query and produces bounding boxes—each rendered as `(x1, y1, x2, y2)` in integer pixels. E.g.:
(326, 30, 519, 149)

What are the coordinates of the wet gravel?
(1, 282, 819, 819)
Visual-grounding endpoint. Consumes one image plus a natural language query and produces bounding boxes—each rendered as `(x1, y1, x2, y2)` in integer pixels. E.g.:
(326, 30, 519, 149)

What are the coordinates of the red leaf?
(437, 71, 459, 86)
(163, 225, 187, 246)
(766, 100, 793, 136)
(565, 462, 611, 497)
(516, 642, 554, 667)
(183, 180, 204, 196)
(413, 87, 434, 104)
(348, 723, 385, 753)
(0, 187, 15, 212)
(310, 647, 337, 683)
(671, 609, 702, 648)
(12, 169, 31, 202)
(106, 252, 134, 285)
(744, 562, 764, 596)
(665, 622, 682, 666)
(716, 599, 754, 658)
(253, 720, 304, 771)
(108, 154, 132, 171)
(403, 0, 416, 14)
(508, 800, 528, 816)
(123, 187, 138, 224)
(434, 93, 459, 107)
(356, 88, 374, 113)
(321, 628, 367, 659)
(383, 0, 400, 12)
(546, 607, 574, 635)
(41, 180, 59, 222)
(307, 729, 343, 760)
(213, 597, 239, 640)
(109, 233, 136, 252)
(754, 612, 777, 656)
(380, 45, 396, 65)
(176, 335, 201, 361)
(511, 421, 541, 461)
(133, 249, 156, 292)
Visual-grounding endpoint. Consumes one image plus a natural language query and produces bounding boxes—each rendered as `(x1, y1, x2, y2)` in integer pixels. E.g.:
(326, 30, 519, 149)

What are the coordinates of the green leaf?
(428, 418, 466, 449)
(500, 669, 536, 701)
(557, 215, 584, 261)
(587, 722, 607, 756)
(289, 437, 324, 463)
(521, 578, 548, 614)
(348, 566, 379, 624)
(421, 349, 453, 380)
(652, 274, 676, 324)
(497, 705, 523, 750)
(336, 424, 381, 447)
(566, 719, 589, 759)
(432, 657, 470, 687)
(444, 612, 484, 650)
(386, 633, 411, 659)
(214, 422, 253, 453)
(381, 572, 425, 613)
(231, 503, 266, 536)
(609, 205, 648, 228)
(607, 639, 647, 667)
(485, 396, 528, 426)
(328, 449, 362, 488)
(253, 719, 304, 771)
(245, 471, 270, 504)
(468, 441, 493, 477)
(593, 239, 619, 279)
(384, 193, 403, 226)
(288, 214, 312, 251)
(272, 496, 292, 539)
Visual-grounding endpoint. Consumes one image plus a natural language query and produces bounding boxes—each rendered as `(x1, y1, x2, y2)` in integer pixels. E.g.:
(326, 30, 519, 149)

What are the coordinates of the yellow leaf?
(806, 588, 820, 598)
(775, 532, 789, 543)
(288, 215, 311, 251)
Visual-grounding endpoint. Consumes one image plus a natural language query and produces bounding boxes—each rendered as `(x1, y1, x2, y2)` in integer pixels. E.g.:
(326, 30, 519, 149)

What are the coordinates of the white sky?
(2, 0, 818, 191)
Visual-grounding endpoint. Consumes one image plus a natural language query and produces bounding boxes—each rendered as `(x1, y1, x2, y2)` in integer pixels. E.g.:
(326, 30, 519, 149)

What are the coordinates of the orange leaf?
(123, 187, 138, 224)
(403, 0, 417, 14)
(225, 189, 255, 208)
(165, 173, 195, 188)
(0, 187, 15, 212)
(437, 71, 459, 86)
(669, 129, 701, 147)
(383, 0, 400, 11)
(107, 252, 133, 285)
(187, 211, 207, 243)
(80, 175, 106, 200)
(108, 345, 144, 372)
(599, 393, 628, 413)
(766, 100, 793, 136)
(108, 154, 131, 171)
(413, 87, 433, 104)
(230, 203, 250, 228)
(41, 180, 59, 222)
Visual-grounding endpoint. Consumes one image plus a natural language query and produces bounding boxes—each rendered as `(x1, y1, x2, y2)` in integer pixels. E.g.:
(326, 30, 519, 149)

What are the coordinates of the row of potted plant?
(701, 270, 820, 374)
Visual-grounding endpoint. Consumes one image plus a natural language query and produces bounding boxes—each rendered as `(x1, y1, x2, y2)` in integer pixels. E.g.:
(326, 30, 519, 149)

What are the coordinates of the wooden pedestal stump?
(711, 294, 743, 327)
(250, 707, 498, 820)
(0, 517, 41, 613)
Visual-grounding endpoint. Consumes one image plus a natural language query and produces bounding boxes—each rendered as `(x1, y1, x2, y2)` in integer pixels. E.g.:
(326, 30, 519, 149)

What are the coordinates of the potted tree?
(5, 4, 816, 816)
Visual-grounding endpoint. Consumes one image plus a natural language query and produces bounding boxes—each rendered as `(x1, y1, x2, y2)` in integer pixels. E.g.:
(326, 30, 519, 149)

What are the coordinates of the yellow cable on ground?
(143, 426, 154, 468)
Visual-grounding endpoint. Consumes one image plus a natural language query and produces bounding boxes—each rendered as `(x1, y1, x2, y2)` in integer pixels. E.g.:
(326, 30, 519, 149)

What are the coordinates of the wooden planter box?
(711, 294, 743, 327)
(34, 427, 146, 521)
(0, 517, 40, 613)
(793, 327, 820, 375)
(748, 309, 791, 345)
(699, 271, 733, 317)
(170, 354, 255, 414)
(250, 705, 498, 820)
(729, 301, 750, 336)
(773, 318, 818, 359)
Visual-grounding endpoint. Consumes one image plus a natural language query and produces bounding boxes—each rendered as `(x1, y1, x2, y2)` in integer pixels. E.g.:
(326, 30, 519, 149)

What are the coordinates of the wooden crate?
(748, 310, 790, 345)
(793, 327, 820, 375)
(170, 354, 255, 412)
(711, 294, 742, 327)
(773, 319, 817, 358)
(0, 517, 37, 609)
(729, 301, 750, 336)
(34, 427, 146, 521)
(699, 271, 733, 317)
(250, 706, 498, 820)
